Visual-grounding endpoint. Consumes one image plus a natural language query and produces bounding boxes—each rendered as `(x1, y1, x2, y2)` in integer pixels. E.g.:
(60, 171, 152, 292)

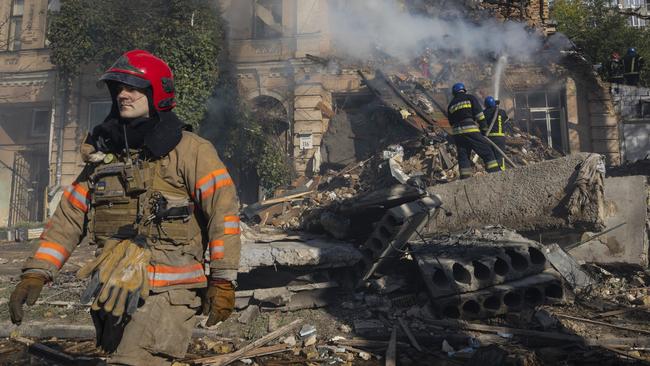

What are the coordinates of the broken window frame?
(514, 90, 569, 153)
(252, 0, 283, 40)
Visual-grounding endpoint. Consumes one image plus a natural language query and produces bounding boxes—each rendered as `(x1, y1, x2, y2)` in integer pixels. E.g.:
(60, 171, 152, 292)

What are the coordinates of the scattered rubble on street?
(2, 3, 650, 366)
(1, 148, 648, 365)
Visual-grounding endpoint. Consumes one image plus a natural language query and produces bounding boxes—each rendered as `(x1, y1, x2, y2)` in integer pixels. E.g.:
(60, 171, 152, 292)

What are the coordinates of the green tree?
(48, 0, 223, 128)
(551, 0, 649, 83)
(49, 0, 290, 193)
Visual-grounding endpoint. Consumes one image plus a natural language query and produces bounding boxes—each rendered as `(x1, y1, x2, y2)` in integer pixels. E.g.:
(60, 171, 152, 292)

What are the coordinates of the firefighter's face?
(116, 84, 150, 119)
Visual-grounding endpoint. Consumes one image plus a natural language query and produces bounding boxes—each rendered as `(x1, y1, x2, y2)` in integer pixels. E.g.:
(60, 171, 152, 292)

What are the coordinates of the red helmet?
(100, 50, 176, 111)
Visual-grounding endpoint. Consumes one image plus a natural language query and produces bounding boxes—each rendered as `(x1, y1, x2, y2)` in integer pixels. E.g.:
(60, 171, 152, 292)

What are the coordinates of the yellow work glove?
(77, 240, 127, 281)
(202, 279, 236, 326)
(93, 241, 151, 318)
(78, 240, 129, 306)
(79, 239, 151, 318)
(8, 272, 47, 325)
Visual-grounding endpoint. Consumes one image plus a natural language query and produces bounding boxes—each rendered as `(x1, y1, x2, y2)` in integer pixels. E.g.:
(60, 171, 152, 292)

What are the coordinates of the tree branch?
(618, 7, 650, 20)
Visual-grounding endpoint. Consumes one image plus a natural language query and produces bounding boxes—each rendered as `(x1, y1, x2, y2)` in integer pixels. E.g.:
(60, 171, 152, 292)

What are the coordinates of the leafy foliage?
(48, 0, 223, 128)
(202, 85, 292, 193)
(551, 0, 650, 84)
(49, 0, 290, 192)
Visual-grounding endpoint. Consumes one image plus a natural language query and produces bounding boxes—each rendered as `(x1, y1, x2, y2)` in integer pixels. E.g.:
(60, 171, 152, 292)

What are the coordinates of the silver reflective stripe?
(224, 222, 239, 228)
(196, 173, 230, 195)
(211, 246, 225, 253)
(36, 247, 66, 262)
(148, 269, 205, 281)
(70, 188, 89, 206)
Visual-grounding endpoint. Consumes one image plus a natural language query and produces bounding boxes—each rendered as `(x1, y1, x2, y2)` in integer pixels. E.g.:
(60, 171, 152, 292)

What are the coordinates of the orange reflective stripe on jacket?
(209, 240, 224, 260)
(63, 182, 90, 212)
(147, 262, 207, 288)
(34, 241, 70, 269)
(194, 169, 234, 200)
(224, 215, 240, 234)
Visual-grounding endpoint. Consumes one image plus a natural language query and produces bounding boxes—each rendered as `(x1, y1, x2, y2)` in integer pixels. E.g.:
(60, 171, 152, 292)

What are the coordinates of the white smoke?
(329, 0, 542, 63)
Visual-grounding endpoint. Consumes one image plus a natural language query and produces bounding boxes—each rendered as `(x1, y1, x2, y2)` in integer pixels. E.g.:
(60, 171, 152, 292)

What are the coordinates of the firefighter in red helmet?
(9, 50, 241, 365)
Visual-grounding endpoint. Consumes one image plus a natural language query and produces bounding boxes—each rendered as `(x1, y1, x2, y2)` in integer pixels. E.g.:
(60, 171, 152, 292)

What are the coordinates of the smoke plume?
(329, 0, 543, 63)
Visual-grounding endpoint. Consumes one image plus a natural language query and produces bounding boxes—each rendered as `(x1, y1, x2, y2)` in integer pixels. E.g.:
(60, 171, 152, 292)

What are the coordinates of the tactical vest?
(88, 151, 200, 246)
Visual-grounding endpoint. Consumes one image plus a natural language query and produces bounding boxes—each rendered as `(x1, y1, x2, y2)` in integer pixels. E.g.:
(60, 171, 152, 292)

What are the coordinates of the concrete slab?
(543, 244, 595, 289)
(424, 153, 606, 234)
(239, 238, 362, 272)
(569, 176, 648, 266)
(431, 271, 568, 320)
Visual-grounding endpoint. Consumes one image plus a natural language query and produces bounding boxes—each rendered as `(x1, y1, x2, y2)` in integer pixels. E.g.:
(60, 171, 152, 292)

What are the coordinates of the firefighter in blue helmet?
(447, 83, 500, 179)
(482, 96, 510, 171)
(623, 47, 644, 86)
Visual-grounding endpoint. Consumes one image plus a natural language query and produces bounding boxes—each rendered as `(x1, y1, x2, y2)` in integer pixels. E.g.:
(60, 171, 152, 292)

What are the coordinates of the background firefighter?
(8, 50, 241, 366)
(447, 83, 500, 179)
(623, 47, 644, 86)
(482, 96, 510, 171)
(606, 51, 624, 85)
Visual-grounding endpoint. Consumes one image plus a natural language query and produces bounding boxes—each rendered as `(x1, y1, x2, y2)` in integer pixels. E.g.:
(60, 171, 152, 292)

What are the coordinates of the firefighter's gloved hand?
(9, 272, 47, 325)
(80, 240, 151, 318)
(203, 280, 235, 326)
(77, 239, 126, 281)
(92, 240, 151, 318)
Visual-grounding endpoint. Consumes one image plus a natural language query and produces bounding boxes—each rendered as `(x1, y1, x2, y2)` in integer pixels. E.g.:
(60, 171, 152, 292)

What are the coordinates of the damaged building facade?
(0, 0, 647, 227)
(220, 0, 642, 184)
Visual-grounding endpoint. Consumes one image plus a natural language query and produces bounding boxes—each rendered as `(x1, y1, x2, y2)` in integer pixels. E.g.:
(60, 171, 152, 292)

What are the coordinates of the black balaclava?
(90, 81, 185, 158)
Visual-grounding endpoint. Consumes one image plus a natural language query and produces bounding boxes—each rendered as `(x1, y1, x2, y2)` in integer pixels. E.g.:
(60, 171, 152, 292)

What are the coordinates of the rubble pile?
(505, 126, 564, 165)
(412, 229, 570, 320)
(245, 126, 562, 234)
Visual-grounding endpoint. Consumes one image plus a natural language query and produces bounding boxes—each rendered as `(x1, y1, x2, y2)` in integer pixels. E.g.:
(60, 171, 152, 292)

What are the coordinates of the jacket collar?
(92, 111, 187, 158)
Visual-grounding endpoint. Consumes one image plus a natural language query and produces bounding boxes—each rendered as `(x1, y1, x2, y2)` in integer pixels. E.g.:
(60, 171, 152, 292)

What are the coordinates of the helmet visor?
(100, 72, 150, 89)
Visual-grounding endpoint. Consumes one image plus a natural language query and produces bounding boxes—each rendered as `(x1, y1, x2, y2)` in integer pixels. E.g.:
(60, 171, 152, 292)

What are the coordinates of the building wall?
(611, 84, 650, 161)
(0, 0, 55, 226)
(482, 0, 550, 30)
(220, 0, 356, 176)
(0, 0, 634, 225)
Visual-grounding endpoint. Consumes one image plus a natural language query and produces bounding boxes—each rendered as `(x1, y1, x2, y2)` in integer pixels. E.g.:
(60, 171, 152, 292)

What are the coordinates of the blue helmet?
(484, 96, 496, 108)
(628, 47, 637, 56)
(452, 82, 466, 95)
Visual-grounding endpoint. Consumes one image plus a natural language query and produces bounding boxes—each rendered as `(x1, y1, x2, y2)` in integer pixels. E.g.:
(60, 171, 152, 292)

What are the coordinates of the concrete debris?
(358, 194, 442, 283)
(410, 228, 574, 320)
(282, 336, 296, 346)
(238, 239, 362, 273)
(423, 153, 608, 234)
(543, 243, 596, 290)
(569, 175, 649, 266)
(3, 6, 648, 363)
(252, 288, 292, 306)
(430, 271, 568, 320)
(299, 324, 317, 338)
(237, 305, 260, 325)
(413, 240, 549, 298)
(303, 334, 317, 347)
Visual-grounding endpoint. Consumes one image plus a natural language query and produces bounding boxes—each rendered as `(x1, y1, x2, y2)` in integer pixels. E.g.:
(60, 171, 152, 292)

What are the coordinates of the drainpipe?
(47, 73, 56, 190)
(49, 73, 69, 198)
